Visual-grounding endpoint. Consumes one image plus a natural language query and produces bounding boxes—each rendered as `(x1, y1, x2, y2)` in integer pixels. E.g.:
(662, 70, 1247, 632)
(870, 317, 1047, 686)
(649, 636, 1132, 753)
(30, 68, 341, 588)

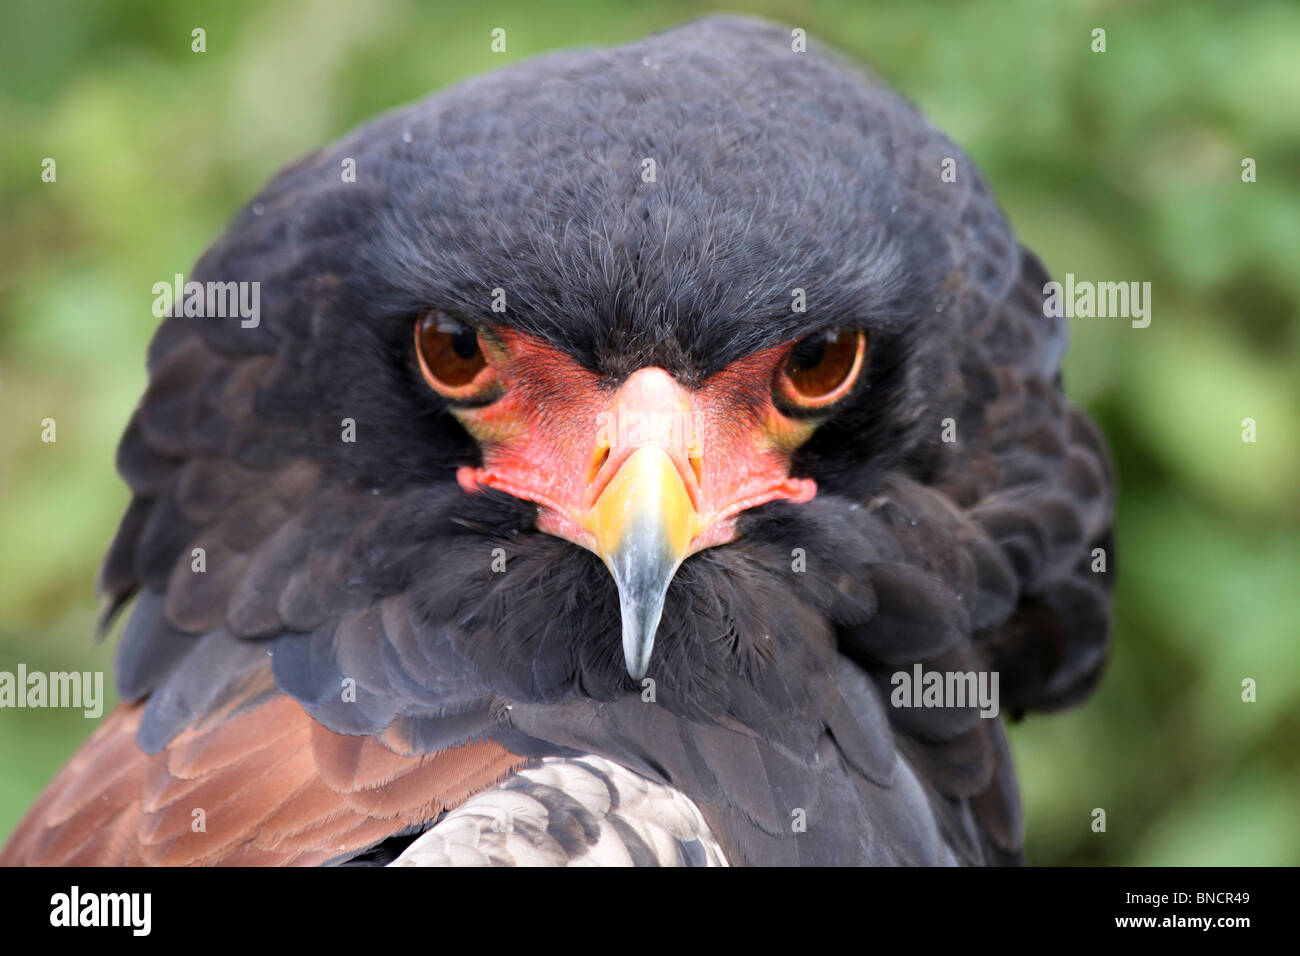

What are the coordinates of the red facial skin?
(441, 329, 827, 557)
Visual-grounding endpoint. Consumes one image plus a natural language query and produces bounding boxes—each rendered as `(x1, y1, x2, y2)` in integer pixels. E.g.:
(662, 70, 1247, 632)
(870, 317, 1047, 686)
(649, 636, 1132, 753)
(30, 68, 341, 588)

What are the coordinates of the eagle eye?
(415, 310, 497, 397)
(775, 327, 867, 408)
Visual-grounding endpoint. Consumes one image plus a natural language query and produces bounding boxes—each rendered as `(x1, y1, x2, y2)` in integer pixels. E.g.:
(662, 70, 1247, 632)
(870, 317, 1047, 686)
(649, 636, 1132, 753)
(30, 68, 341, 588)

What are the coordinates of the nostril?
(689, 452, 704, 488)
(589, 445, 610, 484)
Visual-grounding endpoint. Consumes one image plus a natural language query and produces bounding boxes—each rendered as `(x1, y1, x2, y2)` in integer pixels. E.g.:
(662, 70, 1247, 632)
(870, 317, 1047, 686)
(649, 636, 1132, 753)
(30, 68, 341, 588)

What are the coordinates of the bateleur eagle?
(2, 15, 1116, 867)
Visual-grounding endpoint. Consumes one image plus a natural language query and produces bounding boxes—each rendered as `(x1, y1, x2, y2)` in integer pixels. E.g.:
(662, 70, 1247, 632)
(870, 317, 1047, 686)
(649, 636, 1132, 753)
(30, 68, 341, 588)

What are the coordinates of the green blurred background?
(2, 0, 1298, 864)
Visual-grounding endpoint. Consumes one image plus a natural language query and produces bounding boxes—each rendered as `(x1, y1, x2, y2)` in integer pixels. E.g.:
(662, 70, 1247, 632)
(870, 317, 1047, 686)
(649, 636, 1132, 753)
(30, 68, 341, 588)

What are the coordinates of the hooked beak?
(586, 445, 698, 679)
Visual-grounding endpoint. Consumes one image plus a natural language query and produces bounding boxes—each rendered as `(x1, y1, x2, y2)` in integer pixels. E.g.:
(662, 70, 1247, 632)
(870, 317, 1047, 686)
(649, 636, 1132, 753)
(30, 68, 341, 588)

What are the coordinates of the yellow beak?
(583, 445, 699, 679)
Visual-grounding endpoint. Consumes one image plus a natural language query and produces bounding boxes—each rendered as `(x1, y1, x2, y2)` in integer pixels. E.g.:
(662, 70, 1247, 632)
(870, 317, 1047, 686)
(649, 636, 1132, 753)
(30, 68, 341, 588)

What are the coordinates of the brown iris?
(415, 310, 495, 396)
(775, 327, 867, 408)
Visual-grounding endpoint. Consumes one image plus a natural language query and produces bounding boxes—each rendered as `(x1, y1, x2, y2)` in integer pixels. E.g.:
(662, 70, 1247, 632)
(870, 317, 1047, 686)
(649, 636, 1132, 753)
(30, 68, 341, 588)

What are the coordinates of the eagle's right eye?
(415, 310, 498, 397)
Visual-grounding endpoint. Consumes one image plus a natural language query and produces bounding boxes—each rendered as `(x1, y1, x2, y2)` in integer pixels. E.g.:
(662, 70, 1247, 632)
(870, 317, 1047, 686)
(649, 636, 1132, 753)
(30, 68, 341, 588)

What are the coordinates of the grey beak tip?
(621, 614, 658, 682)
(607, 519, 682, 688)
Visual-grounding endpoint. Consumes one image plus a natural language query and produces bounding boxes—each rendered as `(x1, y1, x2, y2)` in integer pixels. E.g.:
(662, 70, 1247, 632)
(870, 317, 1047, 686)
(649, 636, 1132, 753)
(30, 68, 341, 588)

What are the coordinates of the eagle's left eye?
(775, 326, 867, 408)
(415, 310, 498, 398)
